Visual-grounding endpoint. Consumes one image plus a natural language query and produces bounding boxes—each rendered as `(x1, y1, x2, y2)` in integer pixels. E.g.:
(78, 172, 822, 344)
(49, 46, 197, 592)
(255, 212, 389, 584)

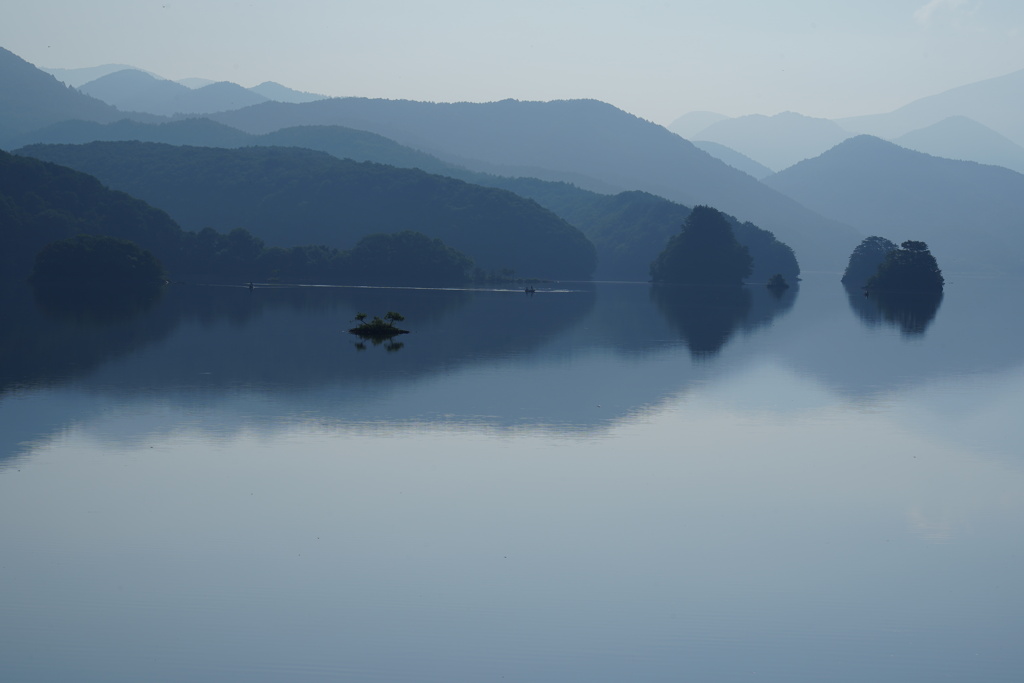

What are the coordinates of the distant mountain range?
(41, 63, 148, 87)
(205, 97, 860, 271)
(0, 47, 133, 145)
(762, 135, 1024, 275)
(7, 44, 1024, 278)
(75, 68, 326, 115)
(690, 141, 773, 179)
(837, 68, 1024, 147)
(893, 116, 1024, 175)
(688, 112, 852, 172)
(670, 68, 1024, 176)
(78, 69, 270, 116)
(667, 111, 729, 139)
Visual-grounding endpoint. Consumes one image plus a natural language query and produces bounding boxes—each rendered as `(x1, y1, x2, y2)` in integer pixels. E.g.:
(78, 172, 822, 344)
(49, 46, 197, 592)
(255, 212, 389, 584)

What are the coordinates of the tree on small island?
(650, 206, 753, 286)
(766, 273, 789, 291)
(349, 311, 409, 338)
(867, 240, 944, 293)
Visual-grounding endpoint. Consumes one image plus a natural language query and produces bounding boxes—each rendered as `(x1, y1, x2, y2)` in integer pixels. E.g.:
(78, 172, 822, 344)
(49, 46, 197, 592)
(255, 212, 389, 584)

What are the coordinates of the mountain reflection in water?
(2, 273, 1023, 461)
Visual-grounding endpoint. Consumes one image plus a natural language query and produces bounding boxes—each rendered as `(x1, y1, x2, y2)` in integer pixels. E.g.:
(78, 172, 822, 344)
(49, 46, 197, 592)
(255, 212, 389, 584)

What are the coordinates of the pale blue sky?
(4, 0, 1022, 124)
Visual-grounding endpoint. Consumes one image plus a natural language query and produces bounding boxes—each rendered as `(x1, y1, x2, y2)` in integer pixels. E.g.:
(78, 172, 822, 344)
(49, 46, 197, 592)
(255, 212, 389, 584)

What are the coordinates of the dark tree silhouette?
(650, 205, 752, 286)
(31, 234, 166, 290)
(842, 236, 897, 288)
(868, 240, 944, 293)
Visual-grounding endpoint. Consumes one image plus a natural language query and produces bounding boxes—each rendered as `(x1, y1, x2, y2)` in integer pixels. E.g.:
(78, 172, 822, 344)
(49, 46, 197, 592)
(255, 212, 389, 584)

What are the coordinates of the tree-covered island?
(650, 205, 753, 285)
(843, 236, 944, 293)
(349, 311, 409, 339)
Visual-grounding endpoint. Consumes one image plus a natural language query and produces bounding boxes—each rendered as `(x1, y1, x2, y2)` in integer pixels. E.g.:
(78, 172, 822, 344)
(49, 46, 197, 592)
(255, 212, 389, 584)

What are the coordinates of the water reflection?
(4, 275, 1024, 461)
(354, 338, 406, 352)
(845, 285, 943, 336)
(33, 281, 165, 326)
(652, 282, 796, 358)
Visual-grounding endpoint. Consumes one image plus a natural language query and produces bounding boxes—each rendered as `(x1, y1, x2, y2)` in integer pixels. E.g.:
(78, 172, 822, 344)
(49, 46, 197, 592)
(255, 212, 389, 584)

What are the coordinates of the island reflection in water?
(2, 274, 1024, 683)
(845, 284, 943, 336)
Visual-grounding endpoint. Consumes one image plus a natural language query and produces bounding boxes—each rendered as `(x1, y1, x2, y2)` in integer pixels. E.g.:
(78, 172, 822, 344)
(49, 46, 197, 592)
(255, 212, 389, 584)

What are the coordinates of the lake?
(2, 272, 1023, 682)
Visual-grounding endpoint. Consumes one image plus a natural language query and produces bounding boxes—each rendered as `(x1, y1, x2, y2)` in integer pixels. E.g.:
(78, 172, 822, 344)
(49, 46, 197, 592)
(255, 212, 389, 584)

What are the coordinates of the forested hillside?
(0, 149, 479, 285)
(478, 178, 798, 282)
(17, 141, 597, 279)
(15, 117, 803, 282)
(0, 149, 183, 280)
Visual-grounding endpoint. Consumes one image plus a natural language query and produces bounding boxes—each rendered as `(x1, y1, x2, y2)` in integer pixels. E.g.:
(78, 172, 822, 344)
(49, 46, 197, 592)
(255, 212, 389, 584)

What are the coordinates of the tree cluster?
(31, 234, 165, 289)
(867, 240, 944, 292)
(843, 236, 944, 292)
(841, 236, 896, 288)
(649, 205, 753, 286)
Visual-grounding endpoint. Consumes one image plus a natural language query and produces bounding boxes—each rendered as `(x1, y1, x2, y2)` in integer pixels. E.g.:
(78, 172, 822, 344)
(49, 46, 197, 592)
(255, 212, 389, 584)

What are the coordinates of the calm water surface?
(1, 273, 1023, 682)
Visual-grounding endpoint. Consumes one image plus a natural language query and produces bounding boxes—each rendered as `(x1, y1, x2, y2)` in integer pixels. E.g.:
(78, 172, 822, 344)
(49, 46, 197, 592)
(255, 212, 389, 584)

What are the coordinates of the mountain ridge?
(763, 135, 1024, 275)
(207, 96, 861, 272)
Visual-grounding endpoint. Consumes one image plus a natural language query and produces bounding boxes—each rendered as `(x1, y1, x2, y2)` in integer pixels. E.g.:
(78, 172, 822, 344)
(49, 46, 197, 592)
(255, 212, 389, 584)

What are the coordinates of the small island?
(649, 205, 753, 286)
(349, 311, 409, 339)
(766, 273, 790, 291)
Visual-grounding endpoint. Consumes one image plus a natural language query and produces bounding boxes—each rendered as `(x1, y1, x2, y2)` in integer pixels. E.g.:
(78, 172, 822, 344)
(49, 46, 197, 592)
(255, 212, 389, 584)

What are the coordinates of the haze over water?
(2, 273, 1023, 682)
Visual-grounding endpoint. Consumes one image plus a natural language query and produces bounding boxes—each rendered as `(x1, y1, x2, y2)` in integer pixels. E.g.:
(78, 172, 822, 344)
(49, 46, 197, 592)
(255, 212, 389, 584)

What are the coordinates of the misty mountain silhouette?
(42, 63, 149, 87)
(79, 69, 271, 116)
(838, 68, 1024, 146)
(248, 81, 326, 104)
(894, 116, 1024, 175)
(690, 140, 773, 179)
(763, 135, 1024, 275)
(206, 97, 860, 272)
(666, 110, 729, 139)
(689, 111, 853, 172)
(0, 47, 130, 146)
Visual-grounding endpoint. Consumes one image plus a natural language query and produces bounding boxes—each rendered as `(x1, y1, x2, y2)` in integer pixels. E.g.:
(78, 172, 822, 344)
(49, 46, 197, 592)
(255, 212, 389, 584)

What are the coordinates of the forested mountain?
(14, 118, 465, 175)
(476, 178, 798, 282)
(16, 142, 597, 279)
(15, 117, 797, 281)
(763, 135, 1024, 275)
(0, 148, 480, 286)
(2, 47, 856, 272)
(206, 97, 861, 271)
(0, 47, 128, 146)
(893, 116, 1024, 175)
(79, 69, 271, 116)
(688, 111, 852, 171)
(0, 148, 184, 280)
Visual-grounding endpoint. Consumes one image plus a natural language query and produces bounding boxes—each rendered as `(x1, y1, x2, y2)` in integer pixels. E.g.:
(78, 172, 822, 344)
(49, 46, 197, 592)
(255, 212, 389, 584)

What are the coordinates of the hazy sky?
(4, 0, 1023, 124)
